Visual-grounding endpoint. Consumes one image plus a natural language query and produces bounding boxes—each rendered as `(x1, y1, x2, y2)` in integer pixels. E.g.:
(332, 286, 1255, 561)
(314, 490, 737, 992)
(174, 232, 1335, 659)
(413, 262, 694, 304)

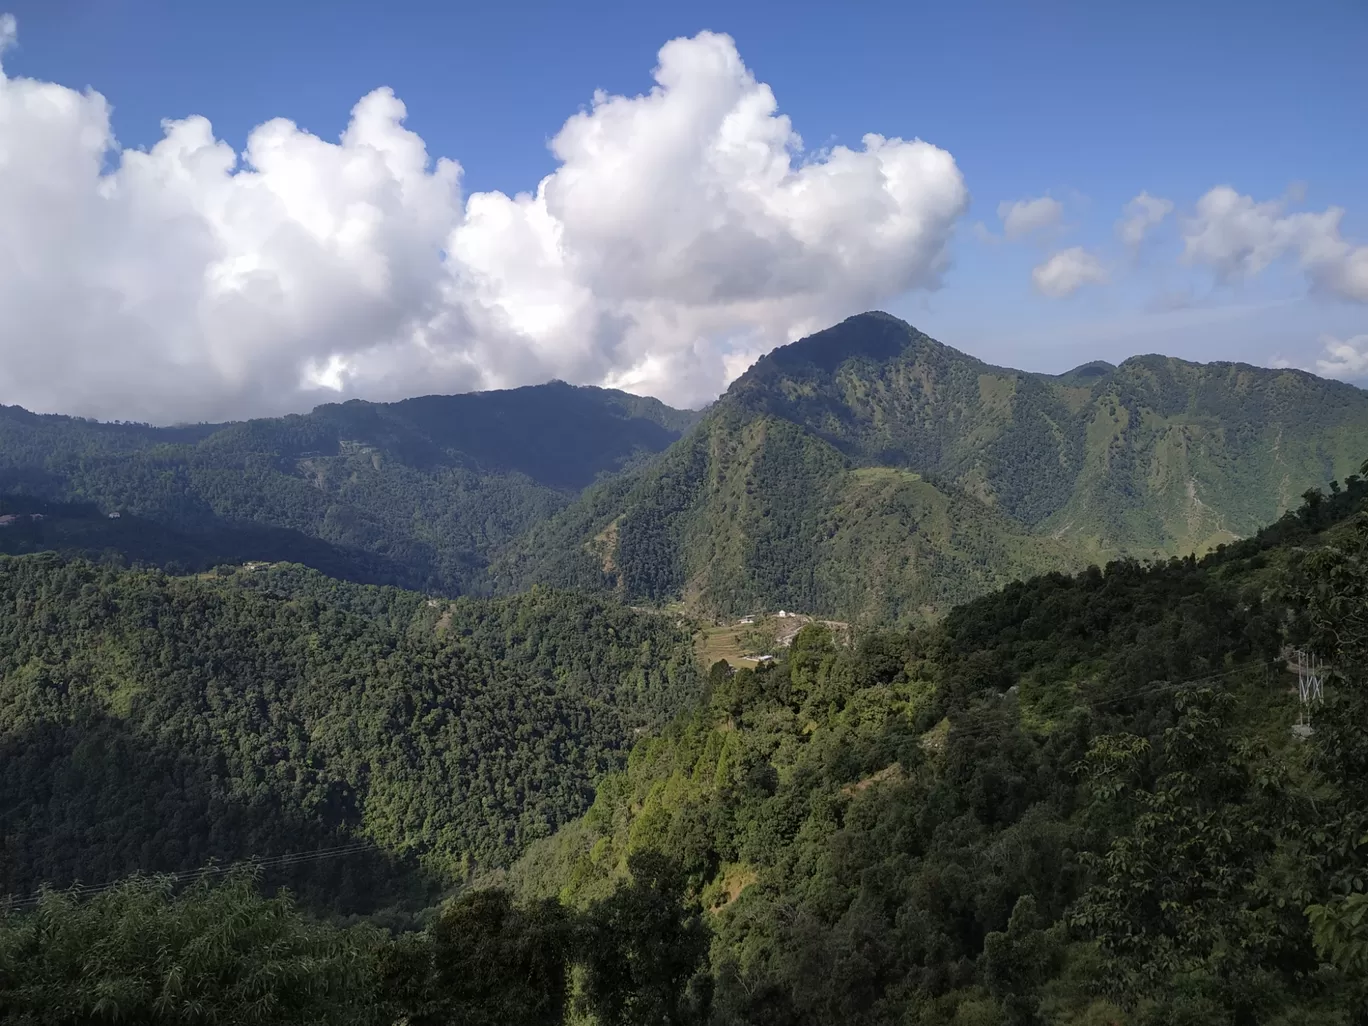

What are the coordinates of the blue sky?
(1, 0, 1365, 418)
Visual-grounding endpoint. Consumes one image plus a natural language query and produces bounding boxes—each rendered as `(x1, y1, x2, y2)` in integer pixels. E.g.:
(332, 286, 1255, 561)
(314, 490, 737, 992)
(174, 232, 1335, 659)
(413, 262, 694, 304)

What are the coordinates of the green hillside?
(505, 312, 1368, 621)
(496, 407, 1082, 621)
(504, 473, 1368, 1025)
(9, 314, 1363, 624)
(0, 558, 699, 909)
(0, 382, 700, 594)
(4, 465, 1366, 1024)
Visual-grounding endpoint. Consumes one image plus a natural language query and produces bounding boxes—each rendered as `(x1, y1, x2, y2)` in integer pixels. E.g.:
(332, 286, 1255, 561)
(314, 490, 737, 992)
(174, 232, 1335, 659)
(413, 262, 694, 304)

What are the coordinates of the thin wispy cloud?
(998, 196, 1063, 241)
(1032, 247, 1108, 298)
(1117, 191, 1174, 246)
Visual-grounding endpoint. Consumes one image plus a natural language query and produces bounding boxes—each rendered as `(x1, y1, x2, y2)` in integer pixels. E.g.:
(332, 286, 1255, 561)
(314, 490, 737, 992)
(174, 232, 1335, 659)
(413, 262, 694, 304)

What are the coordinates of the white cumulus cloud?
(997, 196, 1062, 240)
(1316, 334, 1368, 379)
(1031, 247, 1107, 298)
(0, 23, 969, 423)
(1181, 186, 1368, 302)
(1117, 191, 1173, 246)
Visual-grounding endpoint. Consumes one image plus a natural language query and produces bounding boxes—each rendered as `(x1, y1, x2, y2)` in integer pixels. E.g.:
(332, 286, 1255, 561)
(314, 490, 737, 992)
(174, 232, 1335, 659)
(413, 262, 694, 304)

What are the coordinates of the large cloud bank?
(0, 20, 968, 422)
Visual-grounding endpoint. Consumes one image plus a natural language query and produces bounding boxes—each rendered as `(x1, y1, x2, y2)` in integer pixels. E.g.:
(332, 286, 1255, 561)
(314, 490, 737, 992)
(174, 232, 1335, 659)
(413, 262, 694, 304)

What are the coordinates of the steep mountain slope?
(4, 473, 1367, 1024)
(0, 557, 700, 908)
(498, 406, 1077, 623)
(0, 383, 700, 593)
(503, 312, 1368, 621)
(507, 475, 1368, 1025)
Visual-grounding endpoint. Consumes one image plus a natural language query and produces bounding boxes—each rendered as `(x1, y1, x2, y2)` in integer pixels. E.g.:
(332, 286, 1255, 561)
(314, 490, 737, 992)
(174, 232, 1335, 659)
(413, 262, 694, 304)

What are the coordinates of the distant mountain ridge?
(0, 381, 702, 593)
(501, 312, 1368, 621)
(6, 315, 1365, 620)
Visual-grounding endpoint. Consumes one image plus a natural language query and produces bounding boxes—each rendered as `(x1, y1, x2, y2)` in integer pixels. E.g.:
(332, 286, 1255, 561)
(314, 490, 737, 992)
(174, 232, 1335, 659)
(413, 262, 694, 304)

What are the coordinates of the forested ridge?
(507, 312, 1368, 622)
(3, 465, 1366, 1022)
(503, 470, 1368, 1024)
(0, 559, 700, 907)
(3, 316, 1368, 1023)
(0, 381, 698, 594)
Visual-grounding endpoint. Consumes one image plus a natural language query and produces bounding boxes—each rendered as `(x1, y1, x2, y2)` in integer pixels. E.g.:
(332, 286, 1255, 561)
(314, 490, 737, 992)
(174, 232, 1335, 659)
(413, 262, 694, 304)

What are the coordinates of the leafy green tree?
(1070, 691, 1317, 1020)
(378, 887, 574, 1026)
(1306, 888, 1368, 974)
(1289, 512, 1368, 1023)
(579, 851, 712, 1026)
(980, 895, 1061, 1025)
(0, 873, 379, 1025)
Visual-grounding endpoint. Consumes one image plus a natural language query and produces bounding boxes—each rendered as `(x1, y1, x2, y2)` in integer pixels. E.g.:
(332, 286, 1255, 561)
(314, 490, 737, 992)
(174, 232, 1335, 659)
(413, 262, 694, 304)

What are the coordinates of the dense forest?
(0, 862, 712, 1026)
(496, 408, 1081, 622)
(0, 382, 698, 594)
(506, 313, 1368, 622)
(0, 560, 699, 908)
(503, 470, 1368, 1024)
(3, 316, 1368, 1022)
(4, 467, 1366, 1022)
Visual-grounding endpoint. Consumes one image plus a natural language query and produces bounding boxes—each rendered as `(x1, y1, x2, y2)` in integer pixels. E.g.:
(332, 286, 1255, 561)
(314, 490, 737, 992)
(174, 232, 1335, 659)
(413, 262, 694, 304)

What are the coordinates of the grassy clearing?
(695, 623, 767, 669)
(695, 613, 849, 669)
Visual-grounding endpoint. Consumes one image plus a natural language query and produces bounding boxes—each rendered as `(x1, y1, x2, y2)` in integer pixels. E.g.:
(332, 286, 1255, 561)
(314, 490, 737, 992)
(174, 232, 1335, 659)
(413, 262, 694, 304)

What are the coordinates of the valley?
(2, 1, 1364, 1020)
(2, 315, 1367, 1025)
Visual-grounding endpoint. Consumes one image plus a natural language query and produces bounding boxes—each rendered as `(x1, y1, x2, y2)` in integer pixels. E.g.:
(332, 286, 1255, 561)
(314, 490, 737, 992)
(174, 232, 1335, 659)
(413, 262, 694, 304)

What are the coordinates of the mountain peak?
(740, 311, 934, 385)
(1046, 360, 1116, 384)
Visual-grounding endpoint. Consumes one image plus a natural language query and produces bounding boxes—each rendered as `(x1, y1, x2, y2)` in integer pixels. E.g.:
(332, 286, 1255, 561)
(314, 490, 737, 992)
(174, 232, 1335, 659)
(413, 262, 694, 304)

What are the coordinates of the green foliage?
(1288, 511, 1368, 662)
(579, 850, 713, 1026)
(0, 555, 700, 907)
(1070, 692, 1315, 1017)
(981, 895, 1063, 1025)
(0, 863, 711, 1026)
(377, 888, 575, 1026)
(0, 873, 380, 1025)
(1306, 890, 1368, 974)
(511, 478, 1368, 1024)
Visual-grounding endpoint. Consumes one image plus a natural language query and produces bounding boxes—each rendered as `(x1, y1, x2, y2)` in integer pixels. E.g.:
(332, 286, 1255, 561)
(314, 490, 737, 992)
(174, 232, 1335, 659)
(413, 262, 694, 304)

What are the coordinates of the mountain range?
(4, 313, 1368, 1024)
(6, 444, 1366, 1025)
(3, 312, 1366, 622)
(0, 382, 699, 594)
(502, 312, 1368, 620)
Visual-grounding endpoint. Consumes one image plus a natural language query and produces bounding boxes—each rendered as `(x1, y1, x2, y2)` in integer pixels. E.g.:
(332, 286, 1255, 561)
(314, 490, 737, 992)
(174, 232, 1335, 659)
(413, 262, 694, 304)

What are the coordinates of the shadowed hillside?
(0, 557, 700, 910)
(0, 382, 701, 594)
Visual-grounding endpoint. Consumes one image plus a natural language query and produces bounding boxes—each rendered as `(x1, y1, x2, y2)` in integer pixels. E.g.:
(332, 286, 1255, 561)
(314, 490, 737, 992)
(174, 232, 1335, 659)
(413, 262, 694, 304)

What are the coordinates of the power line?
(937, 662, 1271, 748)
(1087, 665, 1255, 709)
(2, 839, 380, 912)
